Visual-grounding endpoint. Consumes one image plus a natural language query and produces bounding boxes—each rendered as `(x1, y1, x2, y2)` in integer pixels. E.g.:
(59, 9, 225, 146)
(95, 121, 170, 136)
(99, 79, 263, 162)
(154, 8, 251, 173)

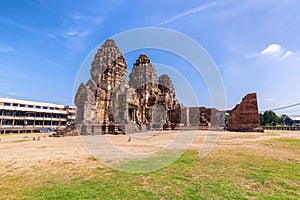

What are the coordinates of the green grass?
(274, 138, 300, 147)
(1, 138, 299, 200)
(260, 138, 300, 151)
(22, 151, 248, 200)
(116, 150, 182, 173)
(21, 149, 300, 200)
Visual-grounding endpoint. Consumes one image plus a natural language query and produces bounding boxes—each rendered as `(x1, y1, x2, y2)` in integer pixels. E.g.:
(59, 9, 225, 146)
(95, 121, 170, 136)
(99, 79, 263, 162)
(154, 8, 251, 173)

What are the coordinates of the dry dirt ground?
(0, 130, 299, 175)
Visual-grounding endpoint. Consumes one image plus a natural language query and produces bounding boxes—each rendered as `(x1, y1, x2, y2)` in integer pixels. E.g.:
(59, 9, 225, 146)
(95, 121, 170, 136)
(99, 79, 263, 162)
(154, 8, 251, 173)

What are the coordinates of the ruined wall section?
(227, 93, 262, 132)
(179, 107, 223, 130)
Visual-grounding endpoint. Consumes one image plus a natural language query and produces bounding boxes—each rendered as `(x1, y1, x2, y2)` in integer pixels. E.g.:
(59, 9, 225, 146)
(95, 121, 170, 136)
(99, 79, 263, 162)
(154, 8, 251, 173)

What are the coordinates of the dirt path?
(0, 130, 299, 173)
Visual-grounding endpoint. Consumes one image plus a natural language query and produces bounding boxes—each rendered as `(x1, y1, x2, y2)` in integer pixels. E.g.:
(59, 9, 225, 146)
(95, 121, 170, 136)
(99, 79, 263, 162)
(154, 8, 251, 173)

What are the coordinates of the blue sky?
(0, 0, 300, 115)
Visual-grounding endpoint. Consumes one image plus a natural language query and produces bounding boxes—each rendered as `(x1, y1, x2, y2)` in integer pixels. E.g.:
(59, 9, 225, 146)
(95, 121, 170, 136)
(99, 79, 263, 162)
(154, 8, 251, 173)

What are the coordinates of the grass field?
(0, 131, 299, 199)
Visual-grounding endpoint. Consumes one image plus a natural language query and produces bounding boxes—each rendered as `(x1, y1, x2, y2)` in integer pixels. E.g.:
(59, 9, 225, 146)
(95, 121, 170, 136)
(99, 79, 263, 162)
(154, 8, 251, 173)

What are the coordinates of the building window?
(20, 104, 25, 107)
(28, 105, 34, 108)
(25, 112, 35, 117)
(50, 107, 54, 110)
(59, 114, 66, 119)
(13, 103, 18, 107)
(35, 121, 43, 125)
(36, 113, 44, 118)
(16, 111, 25, 117)
(36, 106, 41, 109)
(14, 120, 24, 126)
(2, 119, 13, 125)
(27, 120, 34, 125)
(4, 110, 13, 116)
(44, 113, 51, 118)
(44, 121, 51, 125)
(4, 103, 11, 106)
(43, 107, 48, 109)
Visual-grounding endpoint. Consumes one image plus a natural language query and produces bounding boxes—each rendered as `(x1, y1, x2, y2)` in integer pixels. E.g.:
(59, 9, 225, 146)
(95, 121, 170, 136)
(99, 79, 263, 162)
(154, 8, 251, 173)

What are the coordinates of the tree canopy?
(260, 110, 279, 126)
(260, 110, 294, 126)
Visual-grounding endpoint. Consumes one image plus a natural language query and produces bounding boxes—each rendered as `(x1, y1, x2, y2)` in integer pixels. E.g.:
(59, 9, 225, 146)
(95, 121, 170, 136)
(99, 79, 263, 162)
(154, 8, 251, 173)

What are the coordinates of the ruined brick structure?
(179, 107, 224, 130)
(227, 93, 263, 132)
(75, 39, 261, 134)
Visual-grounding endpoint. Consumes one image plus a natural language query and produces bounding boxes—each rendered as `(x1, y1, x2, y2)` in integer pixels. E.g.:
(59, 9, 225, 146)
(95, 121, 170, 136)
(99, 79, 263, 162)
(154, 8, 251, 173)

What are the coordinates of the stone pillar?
(186, 107, 190, 126)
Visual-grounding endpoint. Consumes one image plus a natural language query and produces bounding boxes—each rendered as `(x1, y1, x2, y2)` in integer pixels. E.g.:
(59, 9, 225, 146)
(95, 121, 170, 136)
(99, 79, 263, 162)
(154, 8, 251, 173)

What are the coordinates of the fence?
(262, 126, 300, 131)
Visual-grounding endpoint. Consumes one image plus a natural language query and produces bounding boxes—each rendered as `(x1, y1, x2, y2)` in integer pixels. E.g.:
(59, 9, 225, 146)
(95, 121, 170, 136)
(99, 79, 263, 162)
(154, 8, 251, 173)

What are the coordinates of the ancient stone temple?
(75, 39, 262, 134)
(75, 39, 181, 134)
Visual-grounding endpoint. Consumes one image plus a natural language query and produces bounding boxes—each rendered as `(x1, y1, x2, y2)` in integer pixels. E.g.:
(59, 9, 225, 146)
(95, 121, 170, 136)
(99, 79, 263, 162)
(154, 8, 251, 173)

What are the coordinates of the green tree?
(259, 113, 264, 126)
(260, 110, 279, 126)
(224, 113, 230, 127)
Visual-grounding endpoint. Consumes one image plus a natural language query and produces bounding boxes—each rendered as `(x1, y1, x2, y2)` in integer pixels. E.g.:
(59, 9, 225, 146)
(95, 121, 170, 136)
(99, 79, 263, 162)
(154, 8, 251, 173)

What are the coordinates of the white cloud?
(261, 44, 282, 56)
(0, 45, 14, 53)
(72, 13, 104, 24)
(0, 17, 41, 34)
(66, 30, 90, 37)
(48, 12, 102, 40)
(159, 1, 225, 25)
(252, 44, 296, 59)
(47, 33, 56, 39)
(266, 98, 275, 101)
(48, 29, 90, 39)
(7, 92, 23, 96)
(282, 50, 294, 59)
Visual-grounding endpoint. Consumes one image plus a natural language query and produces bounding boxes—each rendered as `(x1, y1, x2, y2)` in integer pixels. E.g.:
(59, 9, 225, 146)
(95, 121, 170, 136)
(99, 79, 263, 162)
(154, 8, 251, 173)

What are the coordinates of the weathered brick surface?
(227, 93, 262, 132)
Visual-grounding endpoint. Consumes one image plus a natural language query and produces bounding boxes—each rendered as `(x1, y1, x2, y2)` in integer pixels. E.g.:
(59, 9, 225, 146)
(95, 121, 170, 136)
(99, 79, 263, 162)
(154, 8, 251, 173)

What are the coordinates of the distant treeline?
(260, 110, 294, 126)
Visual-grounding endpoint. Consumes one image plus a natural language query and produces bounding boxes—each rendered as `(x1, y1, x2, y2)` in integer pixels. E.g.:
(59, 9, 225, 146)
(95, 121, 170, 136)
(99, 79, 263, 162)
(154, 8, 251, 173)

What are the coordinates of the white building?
(0, 97, 76, 134)
(290, 115, 300, 125)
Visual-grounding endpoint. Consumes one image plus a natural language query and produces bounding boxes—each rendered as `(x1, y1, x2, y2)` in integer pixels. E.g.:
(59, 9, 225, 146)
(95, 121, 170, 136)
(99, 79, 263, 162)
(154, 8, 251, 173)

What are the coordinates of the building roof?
(0, 97, 65, 108)
(290, 115, 300, 121)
